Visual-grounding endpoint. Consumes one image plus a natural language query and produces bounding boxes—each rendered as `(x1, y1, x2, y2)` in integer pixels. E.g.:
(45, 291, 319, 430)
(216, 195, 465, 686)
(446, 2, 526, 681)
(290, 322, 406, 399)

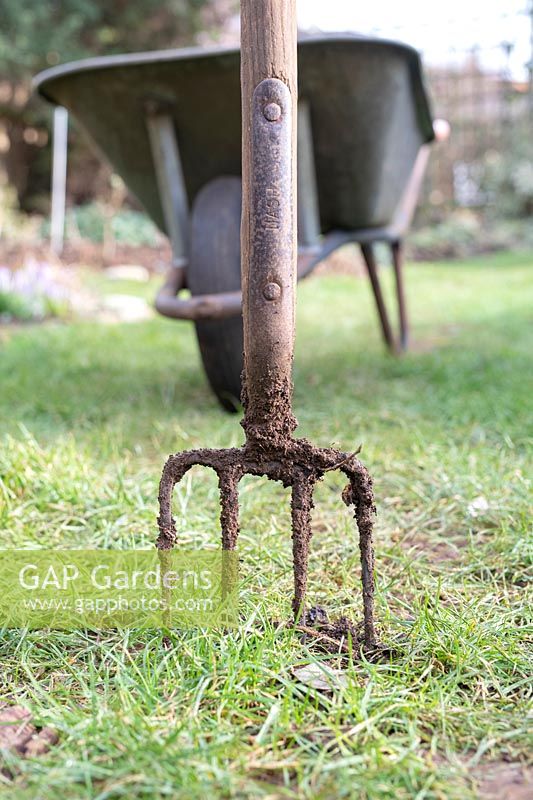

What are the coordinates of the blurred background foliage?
(480, 118, 533, 218)
(0, 0, 531, 260)
(0, 0, 237, 212)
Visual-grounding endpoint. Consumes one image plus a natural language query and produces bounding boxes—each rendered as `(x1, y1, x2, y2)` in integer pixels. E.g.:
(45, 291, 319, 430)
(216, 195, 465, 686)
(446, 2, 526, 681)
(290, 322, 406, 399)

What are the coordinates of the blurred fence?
(420, 47, 530, 220)
(365, 4, 532, 223)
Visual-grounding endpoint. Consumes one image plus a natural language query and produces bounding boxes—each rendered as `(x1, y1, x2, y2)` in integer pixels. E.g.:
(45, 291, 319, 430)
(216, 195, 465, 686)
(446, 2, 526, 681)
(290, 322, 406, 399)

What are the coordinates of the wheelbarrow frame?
(150, 97, 436, 353)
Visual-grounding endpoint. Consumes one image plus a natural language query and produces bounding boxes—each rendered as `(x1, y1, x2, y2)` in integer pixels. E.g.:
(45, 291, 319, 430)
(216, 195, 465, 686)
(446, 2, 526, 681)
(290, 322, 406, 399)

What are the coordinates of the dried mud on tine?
(156, 432, 377, 649)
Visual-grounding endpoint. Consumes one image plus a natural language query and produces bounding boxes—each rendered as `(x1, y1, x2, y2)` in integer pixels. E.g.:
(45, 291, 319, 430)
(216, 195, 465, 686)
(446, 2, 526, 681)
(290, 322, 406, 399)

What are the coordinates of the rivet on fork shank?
(263, 102, 282, 121)
(263, 281, 282, 301)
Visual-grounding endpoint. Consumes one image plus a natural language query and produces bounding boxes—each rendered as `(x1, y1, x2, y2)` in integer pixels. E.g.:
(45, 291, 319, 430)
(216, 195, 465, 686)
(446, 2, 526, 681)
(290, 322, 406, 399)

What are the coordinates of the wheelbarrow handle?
(240, 0, 298, 443)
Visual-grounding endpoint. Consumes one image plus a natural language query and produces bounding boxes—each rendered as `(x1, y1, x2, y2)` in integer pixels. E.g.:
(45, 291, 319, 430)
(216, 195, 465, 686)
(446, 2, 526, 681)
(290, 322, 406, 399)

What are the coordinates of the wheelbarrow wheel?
(188, 176, 243, 412)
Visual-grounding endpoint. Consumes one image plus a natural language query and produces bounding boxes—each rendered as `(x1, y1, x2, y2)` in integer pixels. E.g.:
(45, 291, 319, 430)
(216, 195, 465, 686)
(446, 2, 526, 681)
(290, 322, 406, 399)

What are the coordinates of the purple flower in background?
(0, 258, 70, 321)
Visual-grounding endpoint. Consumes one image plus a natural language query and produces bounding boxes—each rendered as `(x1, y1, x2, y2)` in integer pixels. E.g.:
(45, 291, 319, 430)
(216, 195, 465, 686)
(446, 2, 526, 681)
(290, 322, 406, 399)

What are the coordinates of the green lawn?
(1, 251, 532, 798)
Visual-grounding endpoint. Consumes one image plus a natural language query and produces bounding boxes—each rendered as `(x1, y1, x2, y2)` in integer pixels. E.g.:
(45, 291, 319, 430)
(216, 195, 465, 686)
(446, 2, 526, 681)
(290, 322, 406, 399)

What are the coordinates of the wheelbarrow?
(35, 34, 437, 411)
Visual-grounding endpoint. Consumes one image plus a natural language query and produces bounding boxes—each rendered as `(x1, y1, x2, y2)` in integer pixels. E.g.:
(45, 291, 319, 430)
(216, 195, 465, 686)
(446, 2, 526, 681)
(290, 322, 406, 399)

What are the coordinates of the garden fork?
(157, 0, 377, 648)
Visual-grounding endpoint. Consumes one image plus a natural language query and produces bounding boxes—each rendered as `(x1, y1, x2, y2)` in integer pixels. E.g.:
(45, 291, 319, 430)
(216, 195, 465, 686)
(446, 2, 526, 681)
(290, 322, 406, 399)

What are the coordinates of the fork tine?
(291, 467, 316, 621)
(342, 469, 377, 648)
(218, 466, 242, 551)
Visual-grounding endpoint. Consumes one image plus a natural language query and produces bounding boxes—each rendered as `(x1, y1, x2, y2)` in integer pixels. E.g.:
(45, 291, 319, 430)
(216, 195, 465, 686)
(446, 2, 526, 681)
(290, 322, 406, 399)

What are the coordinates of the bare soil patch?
(474, 761, 532, 800)
(0, 704, 58, 771)
(401, 532, 468, 565)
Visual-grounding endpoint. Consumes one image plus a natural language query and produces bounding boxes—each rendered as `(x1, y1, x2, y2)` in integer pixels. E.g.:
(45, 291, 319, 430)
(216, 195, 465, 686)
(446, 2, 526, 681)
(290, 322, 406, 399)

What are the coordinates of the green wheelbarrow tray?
(35, 34, 435, 410)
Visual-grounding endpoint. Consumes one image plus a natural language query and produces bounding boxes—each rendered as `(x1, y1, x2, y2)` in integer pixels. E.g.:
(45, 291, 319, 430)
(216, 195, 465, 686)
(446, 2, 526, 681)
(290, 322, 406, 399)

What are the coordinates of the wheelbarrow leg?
(391, 240, 409, 351)
(146, 108, 189, 265)
(360, 243, 396, 352)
